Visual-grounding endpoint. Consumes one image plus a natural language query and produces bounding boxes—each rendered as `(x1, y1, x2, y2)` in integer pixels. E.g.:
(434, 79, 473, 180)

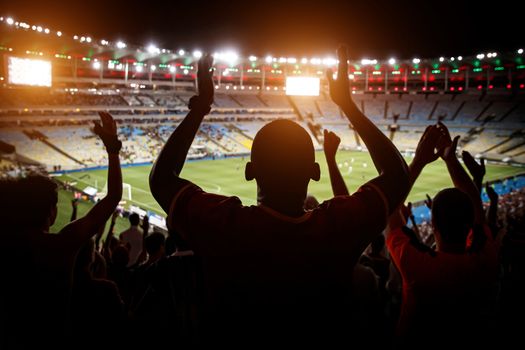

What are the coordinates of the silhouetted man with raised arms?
(150, 47, 409, 345)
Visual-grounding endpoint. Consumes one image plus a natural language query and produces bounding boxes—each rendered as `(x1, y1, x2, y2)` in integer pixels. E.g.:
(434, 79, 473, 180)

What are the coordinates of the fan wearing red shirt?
(386, 123, 499, 348)
(149, 48, 410, 345)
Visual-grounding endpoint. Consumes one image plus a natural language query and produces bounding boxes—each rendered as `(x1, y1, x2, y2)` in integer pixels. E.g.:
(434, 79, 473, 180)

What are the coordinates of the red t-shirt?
(167, 181, 389, 342)
(386, 224, 500, 344)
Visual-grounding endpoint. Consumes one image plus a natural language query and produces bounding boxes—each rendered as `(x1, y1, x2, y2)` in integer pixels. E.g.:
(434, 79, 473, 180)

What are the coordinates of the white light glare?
(477, 53, 485, 59)
(518, 49, 524, 54)
(178, 49, 185, 55)
(388, 58, 396, 65)
(412, 58, 421, 64)
(361, 59, 378, 65)
(93, 61, 101, 70)
(265, 56, 273, 64)
(193, 50, 202, 58)
(249, 55, 257, 62)
(439, 57, 445, 62)
(56, 31, 62, 37)
(147, 44, 160, 54)
(169, 66, 176, 73)
(150, 65, 156, 71)
(135, 65, 143, 72)
(6, 17, 14, 25)
(116, 41, 126, 49)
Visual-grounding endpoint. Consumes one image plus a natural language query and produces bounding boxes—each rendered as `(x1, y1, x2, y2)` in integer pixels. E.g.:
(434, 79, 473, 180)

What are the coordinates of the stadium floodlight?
(183, 69, 189, 74)
(223, 51, 238, 65)
(287, 57, 297, 64)
(37, 26, 43, 32)
(147, 44, 160, 54)
(279, 57, 287, 63)
(80, 36, 86, 42)
(518, 48, 524, 54)
(457, 56, 463, 61)
(412, 58, 421, 64)
(286, 77, 320, 96)
(487, 53, 493, 58)
(450, 57, 455, 61)
(56, 31, 62, 37)
(100, 39, 109, 45)
(6, 17, 14, 25)
(361, 58, 377, 65)
(265, 56, 273, 64)
(85, 36, 91, 43)
(301, 58, 308, 64)
(93, 61, 101, 70)
(32, 25, 37, 30)
(116, 41, 126, 49)
(44, 28, 50, 34)
(477, 53, 485, 59)
(193, 50, 202, 58)
(323, 57, 337, 66)
(491, 52, 497, 57)
(249, 55, 257, 62)
(169, 66, 176, 73)
(135, 65, 143, 73)
(73, 35, 79, 40)
(310, 58, 321, 65)
(178, 49, 185, 56)
(388, 58, 396, 65)
(150, 65, 156, 71)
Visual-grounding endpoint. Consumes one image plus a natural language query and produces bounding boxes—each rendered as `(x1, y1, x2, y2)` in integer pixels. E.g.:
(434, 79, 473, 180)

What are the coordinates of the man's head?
(1, 175, 58, 231)
(245, 120, 320, 207)
(144, 232, 166, 257)
(431, 188, 474, 248)
(129, 213, 140, 226)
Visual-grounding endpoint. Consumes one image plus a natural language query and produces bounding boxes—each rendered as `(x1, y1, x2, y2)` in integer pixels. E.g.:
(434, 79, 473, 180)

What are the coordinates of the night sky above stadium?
(3, 0, 522, 59)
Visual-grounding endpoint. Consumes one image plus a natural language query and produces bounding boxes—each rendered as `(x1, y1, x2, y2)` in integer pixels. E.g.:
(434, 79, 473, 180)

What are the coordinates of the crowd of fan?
(1, 51, 524, 349)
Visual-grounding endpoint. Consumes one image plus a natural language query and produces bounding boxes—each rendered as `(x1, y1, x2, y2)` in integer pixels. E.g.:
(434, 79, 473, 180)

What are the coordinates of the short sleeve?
(167, 183, 243, 250)
(321, 184, 389, 251)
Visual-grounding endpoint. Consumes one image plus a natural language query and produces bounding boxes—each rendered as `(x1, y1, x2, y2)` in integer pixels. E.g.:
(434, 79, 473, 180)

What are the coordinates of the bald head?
(245, 120, 320, 211)
(251, 119, 315, 170)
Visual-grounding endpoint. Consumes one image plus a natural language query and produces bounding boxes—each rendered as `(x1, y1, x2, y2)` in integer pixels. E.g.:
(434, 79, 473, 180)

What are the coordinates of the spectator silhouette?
(149, 48, 409, 345)
(386, 123, 500, 347)
(0, 112, 122, 349)
(120, 213, 144, 267)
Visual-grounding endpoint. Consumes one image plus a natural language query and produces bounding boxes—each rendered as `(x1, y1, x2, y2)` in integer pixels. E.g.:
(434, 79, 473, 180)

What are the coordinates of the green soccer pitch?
(51, 150, 524, 233)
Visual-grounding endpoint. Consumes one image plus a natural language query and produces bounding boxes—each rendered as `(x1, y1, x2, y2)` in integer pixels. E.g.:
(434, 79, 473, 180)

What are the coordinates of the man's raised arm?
(149, 54, 214, 213)
(323, 129, 349, 196)
(61, 112, 123, 244)
(327, 46, 409, 213)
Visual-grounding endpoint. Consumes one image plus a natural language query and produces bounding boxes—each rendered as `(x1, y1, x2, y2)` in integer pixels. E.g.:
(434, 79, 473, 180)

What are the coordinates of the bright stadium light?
(116, 41, 126, 49)
(388, 58, 396, 65)
(56, 31, 62, 37)
(135, 65, 143, 72)
(80, 36, 86, 42)
(73, 35, 79, 40)
(361, 58, 377, 65)
(44, 28, 50, 34)
(178, 49, 185, 56)
(6, 17, 14, 25)
(93, 61, 101, 70)
(285, 77, 320, 96)
(322, 57, 337, 66)
(7, 57, 52, 87)
(301, 58, 308, 64)
(487, 53, 493, 58)
(150, 65, 156, 71)
(32, 25, 37, 30)
(287, 57, 297, 64)
(450, 57, 455, 61)
(193, 50, 202, 58)
(477, 53, 485, 59)
(223, 51, 238, 64)
(518, 48, 524, 54)
(183, 69, 189, 74)
(147, 44, 160, 54)
(37, 26, 43, 32)
(457, 56, 463, 61)
(310, 58, 321, 65)
(249, 55, 257, 62)
(412, 58, 421, 64)
(491, 52, 497, 57)
(279, 57, 287, 63)
(169, 66, 176, 73)
(265, 56, 273, 64)
(86, 37, 92, 43)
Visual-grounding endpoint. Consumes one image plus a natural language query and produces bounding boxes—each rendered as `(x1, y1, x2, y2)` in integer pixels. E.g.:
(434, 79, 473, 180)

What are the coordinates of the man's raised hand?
(462, 151, 486, 184)
(94, 112, 121, 154)
(413, 125, 443, 167)
(323, 129, 341, 160)
(190, 54, 214, 111)
(326, 46, 351, 109)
